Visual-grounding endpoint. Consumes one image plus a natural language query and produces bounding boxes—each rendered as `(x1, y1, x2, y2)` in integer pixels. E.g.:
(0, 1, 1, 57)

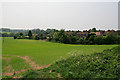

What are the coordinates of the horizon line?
(0, 27, 119, 31)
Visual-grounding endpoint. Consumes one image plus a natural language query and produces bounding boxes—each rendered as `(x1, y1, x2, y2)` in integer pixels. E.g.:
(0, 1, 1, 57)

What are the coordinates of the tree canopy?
(91, 28, 96, 32)
(28, 30, 32, 39)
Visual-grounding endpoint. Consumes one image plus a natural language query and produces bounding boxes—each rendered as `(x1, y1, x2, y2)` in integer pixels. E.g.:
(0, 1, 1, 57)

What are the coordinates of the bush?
(14, 36, 17, 39)
(77, 38, 83, 44)
(68, 35, 77, 44)
(35, 35, 40, 40)
(53, 29, 69, 44)
(46, 46, 120, 78)
(103, 33, 116, 44)
(94, 36, 103, 44)
(42, 36, 47, 40)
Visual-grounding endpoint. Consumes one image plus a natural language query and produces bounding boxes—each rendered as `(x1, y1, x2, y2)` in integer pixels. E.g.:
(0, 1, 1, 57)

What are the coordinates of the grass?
(1, 37, 118, 77)
(3, 56, 30, 71)
(24, 46, 120, 78)
(2, 56, 30, 77)
(2, 37, 117, 65)
(22, 70, 58, 78)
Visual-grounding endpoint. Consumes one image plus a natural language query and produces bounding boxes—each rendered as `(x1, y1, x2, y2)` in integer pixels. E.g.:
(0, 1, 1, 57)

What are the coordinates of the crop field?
(1, 37, 118, 77)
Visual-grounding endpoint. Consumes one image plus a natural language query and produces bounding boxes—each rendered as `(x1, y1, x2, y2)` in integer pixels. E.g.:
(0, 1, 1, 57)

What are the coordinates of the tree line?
(53, 29, 120, 44)
(1, 28, 120, 45)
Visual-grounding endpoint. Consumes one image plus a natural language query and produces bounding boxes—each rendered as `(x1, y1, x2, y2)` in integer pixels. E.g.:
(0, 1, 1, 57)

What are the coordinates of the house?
(76, 31, 89, 38)
(95, 32, 101, 36)
(32, 34, 38, 38)
(66, 30, 89, 38)
(95, 30, 105, 36)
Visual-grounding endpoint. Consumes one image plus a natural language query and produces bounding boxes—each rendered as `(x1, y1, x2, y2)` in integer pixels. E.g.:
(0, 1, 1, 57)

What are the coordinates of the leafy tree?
(17, 32, 24, 38)
(91, 28, 96, 32)
(50, 31, 55, 37)
(14, 36, 17, 39)
(94, 36, 103, 44)
(36, 29, 41, 34)
(115, 35, 120, 44)
(77, 38, 83, 44)
(68, 35, 77, 44)
(28, 30, 32, 39)
(42, 36, 47, 40)
(46, 29, 58, 35)
(88, 35, 96, 44)
(104, 33, 116, 44)
(48, 37, 53, 41)
(1, 28, 10, 32)
(0, 33, 2, 37)
(39, 34, 43, 40)
(86, 33, 96, 40)
(89, 35, 95, 42)
(15, 33, 20, 37)
(35, 35, 40, 40)
(9, 33, 14, 37)
(72, 31, 76, 36)
(2, 33, 8, 37)
(53, 32, 59, 42)
(54, 29, 69, 43)
(19, 32, 23, 36)
(83, 37, 89, 44)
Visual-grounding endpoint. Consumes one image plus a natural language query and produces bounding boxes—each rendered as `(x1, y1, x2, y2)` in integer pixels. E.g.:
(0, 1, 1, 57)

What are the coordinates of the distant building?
(95, 32, 101, 36)
(66, 30, 89, 38)
(95, 30, 105, 36)
(32, 34, 38, 38)
(56, 29, 120, 39)
(76, 32, 89, 38)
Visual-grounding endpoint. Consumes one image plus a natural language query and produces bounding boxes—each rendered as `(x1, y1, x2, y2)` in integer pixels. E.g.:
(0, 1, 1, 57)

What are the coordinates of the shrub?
(14, 36, 17, 39)
(46, 46, 120, 78)
(35, 35, 40, 40)
(94, 36, 103, 44)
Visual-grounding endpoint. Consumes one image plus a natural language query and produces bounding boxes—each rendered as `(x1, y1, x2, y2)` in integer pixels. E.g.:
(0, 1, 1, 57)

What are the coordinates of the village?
(30, 28, 120, 39)
(66, 29, 120, 38)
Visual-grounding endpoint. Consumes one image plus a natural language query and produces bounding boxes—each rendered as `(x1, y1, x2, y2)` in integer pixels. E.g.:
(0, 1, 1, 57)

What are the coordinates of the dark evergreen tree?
(28, 30, 32, 39)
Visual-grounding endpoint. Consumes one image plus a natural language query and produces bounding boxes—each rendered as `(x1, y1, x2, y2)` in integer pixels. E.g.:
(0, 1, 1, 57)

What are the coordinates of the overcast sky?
(1, 2, 118, 30)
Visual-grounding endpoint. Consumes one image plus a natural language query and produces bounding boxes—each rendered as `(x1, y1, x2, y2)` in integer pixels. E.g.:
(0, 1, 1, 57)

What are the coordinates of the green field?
(1, 32, 11, 34)
(2, 37, 118, 77)
(24, 46, 120, 78)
